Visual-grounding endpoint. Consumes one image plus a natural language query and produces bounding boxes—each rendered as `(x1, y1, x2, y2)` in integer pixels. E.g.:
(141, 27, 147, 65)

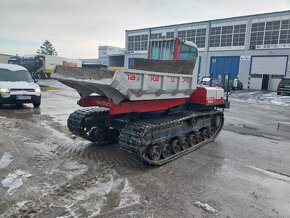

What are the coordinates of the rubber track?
(119, 110, 224, 166)
(67, 107, 109, 140)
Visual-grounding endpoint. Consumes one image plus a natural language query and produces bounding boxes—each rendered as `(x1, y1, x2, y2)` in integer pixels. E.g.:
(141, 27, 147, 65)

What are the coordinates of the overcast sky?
(0, 0, 289, 59)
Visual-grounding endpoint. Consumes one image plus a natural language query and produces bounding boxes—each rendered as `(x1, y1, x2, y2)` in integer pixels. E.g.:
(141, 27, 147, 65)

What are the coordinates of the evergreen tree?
(36, 40, 58, 56)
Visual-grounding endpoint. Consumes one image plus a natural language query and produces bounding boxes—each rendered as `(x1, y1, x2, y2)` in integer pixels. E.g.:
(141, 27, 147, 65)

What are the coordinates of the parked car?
(199, 77, 211, 86)
(200, 78, 243, 91)
(277, 78, 290, 95)
(222, 79, 243, 91)
(0, 64, 41, 107)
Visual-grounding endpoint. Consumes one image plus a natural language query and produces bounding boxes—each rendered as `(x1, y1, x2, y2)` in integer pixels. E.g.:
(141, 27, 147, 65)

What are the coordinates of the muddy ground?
(0, 82, 290, 218)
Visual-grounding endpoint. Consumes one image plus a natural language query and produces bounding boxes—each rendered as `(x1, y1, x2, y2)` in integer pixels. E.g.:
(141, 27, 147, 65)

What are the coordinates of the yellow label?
(44, 67, 54, 74)
(108, 66, 124, 71)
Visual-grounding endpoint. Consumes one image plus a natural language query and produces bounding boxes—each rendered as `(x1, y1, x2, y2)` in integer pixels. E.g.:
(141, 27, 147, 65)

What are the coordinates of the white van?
(0, 64, 41, 107)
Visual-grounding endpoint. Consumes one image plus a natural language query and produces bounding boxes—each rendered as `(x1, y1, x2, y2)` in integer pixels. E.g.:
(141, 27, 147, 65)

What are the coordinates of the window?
(178, 28, 206, 48)
(210, 24, 246, 48)
(233, 24, 246, 46)
(251, 19, 290, 47)
(150, 40, 175, 60)
(196, 28, 206, 48)
(279, 19, 290, 44)
(221, 26, 233, 47)
(250, 22, 266, 45)
(134, 35, 141, 51)
(150, 33, 163, 39)
(186, 29, 196, 42)
(210, 27, 221, 47)
(264, 21, 280, 45)
(180, 44, 198, 60)
(177, 30, 186, 39)
(128, 36, 134, 51)
(141, 34, 148, 50)
(128, 34, 148, 52)
(166, 31, 174, 38)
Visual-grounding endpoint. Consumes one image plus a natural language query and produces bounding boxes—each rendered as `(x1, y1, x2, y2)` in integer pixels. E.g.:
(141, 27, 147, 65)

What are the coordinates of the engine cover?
(189, 86, 225, 105)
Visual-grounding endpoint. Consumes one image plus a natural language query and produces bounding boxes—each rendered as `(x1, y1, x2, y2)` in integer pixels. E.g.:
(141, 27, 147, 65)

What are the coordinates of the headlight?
(34, 87, 41, 93)
(0, 88, 10, 93)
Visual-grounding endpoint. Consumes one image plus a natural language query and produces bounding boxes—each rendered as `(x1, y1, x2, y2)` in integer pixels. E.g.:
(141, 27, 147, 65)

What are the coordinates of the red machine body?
(77, 37, 226, 115)
(78, 86, 225, 115)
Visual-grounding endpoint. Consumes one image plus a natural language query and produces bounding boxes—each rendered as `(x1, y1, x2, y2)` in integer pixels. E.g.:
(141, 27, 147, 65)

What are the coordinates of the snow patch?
(16, 201, 29, 208)
(56, 171, 139, 216)
(232, 91, 290, 107)
(1, 170, 32, 195)
(194, 201, 216, 213)
(270, 100, 288, 106)
(61, 160, 88, 180)
(118, 178, 140, 209)
(0, 152, 13, 169)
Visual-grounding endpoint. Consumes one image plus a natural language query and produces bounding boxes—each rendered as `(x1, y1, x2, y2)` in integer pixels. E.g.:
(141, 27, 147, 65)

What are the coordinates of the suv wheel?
(33, 102, 41, 108)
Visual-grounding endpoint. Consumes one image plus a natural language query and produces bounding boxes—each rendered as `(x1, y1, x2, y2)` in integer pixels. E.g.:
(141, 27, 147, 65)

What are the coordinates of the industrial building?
(125, 10, 290, 91)
(0, 54, 12, 64)
(98, 45, 124, 66)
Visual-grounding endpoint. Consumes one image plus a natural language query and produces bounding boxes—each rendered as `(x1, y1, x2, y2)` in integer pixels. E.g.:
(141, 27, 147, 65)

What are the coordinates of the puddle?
(221, 159, 290, 216)
(0, 106, 41, 119)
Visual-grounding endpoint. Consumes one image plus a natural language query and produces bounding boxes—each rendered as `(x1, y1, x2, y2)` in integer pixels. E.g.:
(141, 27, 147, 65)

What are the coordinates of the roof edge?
(126, 10, 290, 32)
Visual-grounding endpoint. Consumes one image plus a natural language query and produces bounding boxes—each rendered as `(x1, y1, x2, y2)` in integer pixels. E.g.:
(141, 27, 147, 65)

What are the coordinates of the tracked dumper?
(52, 38, 229, 165)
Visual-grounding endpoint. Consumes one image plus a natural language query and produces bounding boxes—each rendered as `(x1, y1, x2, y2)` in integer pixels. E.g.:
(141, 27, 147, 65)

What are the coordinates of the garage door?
(210, 56, 240, 80)
(250, 56, 288, 75)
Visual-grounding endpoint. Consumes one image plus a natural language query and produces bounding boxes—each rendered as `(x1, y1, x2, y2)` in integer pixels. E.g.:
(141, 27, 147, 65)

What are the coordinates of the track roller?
(149, 144, 161, 161)
(181, 136, 190, 150)
(188, 133, 197, 147)
(171, 138, 181, 154)
(161, 143, 171, 159)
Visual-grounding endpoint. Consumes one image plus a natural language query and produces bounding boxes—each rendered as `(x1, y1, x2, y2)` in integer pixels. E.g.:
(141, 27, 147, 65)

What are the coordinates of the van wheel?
(33, 102, 41, 108)
(277, 92, 281, 95)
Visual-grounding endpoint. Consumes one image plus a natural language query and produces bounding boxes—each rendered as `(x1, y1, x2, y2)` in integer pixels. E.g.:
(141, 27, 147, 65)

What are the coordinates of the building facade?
(98, 46, 124, 66)
(125, 10, 290, 91)
(0, 54, 12, 64)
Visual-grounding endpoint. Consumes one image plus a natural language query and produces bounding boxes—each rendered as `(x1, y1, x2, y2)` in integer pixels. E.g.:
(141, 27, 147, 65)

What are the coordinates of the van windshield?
(0, 69, 33, 82)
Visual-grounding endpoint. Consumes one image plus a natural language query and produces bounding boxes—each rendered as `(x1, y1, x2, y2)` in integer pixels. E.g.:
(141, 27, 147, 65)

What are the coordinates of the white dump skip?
(52, 67, 198, 104)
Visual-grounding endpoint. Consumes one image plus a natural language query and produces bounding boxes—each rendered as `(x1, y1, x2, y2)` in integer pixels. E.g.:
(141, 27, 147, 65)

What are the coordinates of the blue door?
(128, 58, 133, 69)
(210, 56, 240, 80)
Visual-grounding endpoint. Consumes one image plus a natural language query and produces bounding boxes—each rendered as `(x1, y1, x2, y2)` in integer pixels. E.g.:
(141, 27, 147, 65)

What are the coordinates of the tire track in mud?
(43, 120, 147, 172)
(1, 114, 147, 182)
(40, 120, 146, 216)
(0, 115, 145, 217)
(2, 112, 146, 172)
